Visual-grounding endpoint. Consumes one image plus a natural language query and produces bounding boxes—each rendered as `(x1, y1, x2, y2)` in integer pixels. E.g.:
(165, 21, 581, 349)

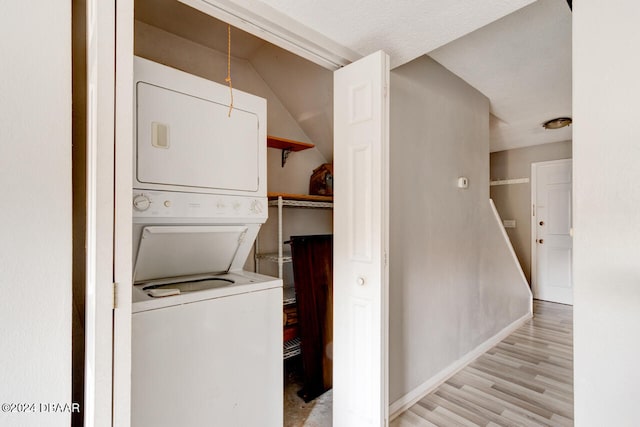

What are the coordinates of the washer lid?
(133, 225, 249, 283)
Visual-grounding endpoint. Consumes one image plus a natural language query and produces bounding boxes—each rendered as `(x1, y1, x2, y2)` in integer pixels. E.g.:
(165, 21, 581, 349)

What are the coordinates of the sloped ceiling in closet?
(135, 0, 334, 161)
(250, 45, 334, 162)
(135, 0, 265, 58)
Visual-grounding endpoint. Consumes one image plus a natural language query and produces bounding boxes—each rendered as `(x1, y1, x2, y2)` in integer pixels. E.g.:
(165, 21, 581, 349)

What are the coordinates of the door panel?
(547, 185, 572, 234)
(350, 144, 373, 261)
(532, 159, 573, 304)
(136, 82, 260, 192)
(547, 246, 572, 288)
(334, 50, 390, 427)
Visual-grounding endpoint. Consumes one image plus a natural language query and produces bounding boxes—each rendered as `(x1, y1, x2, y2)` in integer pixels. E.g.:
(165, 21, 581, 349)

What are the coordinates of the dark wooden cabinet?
(290, 234, 333, 402)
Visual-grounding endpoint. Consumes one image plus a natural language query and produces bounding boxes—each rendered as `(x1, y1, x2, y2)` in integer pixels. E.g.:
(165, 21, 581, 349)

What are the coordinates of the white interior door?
(532, 159, 573, 305)
(333, 50, 390, 427)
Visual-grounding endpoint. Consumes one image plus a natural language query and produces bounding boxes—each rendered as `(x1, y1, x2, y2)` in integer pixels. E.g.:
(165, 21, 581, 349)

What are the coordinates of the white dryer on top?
(133, 56, 267, 197)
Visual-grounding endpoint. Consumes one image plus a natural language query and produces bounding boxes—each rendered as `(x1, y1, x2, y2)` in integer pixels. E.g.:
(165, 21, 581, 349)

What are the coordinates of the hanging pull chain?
(225, 24, 234, 117)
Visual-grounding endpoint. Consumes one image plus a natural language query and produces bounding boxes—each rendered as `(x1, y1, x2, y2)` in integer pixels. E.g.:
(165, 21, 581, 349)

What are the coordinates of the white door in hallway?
(333, 50, 390, 427)
(532, 159, 573, 305)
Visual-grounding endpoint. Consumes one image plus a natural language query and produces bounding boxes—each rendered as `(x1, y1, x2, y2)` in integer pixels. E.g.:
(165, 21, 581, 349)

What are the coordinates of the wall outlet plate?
(457, 177, 469, 189)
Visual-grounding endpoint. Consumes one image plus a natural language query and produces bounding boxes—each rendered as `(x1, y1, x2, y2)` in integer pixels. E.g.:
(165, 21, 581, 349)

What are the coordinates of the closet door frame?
(85, 0, 133, 425)
(103, 2, 390, 426)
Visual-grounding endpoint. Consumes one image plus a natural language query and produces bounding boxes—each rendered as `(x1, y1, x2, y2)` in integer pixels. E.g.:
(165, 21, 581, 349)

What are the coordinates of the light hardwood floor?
(392, 300, 573, 427)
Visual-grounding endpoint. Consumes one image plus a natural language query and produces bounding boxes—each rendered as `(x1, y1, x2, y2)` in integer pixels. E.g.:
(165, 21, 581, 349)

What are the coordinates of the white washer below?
(132, 271, 282, 427)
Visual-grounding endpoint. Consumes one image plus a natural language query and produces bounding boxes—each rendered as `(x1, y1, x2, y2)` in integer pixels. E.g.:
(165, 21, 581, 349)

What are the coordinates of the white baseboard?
(388, 311, 533, 421)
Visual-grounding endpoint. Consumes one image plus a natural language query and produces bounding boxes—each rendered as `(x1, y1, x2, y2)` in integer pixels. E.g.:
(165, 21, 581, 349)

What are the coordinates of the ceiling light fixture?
(542, 117, 572, 130)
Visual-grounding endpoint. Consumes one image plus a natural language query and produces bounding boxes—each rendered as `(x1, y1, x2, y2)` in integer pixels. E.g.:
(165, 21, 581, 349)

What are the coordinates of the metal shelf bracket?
(281, 148, 292, 167)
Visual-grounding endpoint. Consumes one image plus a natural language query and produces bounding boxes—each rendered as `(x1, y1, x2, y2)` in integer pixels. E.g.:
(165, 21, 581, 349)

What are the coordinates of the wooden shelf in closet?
(267, 135, 315, 151)
(266, 136, 315, 167)
(267, 192, 333, 203)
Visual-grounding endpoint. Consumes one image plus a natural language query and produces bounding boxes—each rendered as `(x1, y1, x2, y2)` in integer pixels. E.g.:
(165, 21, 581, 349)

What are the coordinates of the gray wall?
(574, 1, 640, 425)
(0, 2, 72, 426)
(490, 140, 572, 282)
(250, 43, 334, 162)
(389, 56, 531, 404)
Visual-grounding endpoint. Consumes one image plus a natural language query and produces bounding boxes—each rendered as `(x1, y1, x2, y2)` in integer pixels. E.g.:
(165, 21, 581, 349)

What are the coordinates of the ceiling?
(136, 0, 266, 59)
(255, 0, 538, 69)
(254, 0, 572, 152)
(139, 0, 573, 153)
(430, 0, 572, 151)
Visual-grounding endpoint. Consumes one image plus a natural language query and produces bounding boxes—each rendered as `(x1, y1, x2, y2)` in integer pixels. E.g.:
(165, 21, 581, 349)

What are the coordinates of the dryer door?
(136, 82, 260, 193)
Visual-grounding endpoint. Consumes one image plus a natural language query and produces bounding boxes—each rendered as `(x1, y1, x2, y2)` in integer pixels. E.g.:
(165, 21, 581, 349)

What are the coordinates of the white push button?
(357, 277, 365, 286)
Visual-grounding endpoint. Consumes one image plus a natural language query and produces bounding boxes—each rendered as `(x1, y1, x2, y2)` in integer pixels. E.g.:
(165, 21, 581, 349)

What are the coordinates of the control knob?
(250, 199, 263, 214)
(133, 194, 151, 212)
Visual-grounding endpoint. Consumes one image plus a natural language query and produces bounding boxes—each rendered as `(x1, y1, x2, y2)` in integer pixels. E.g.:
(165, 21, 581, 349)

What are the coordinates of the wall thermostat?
(457, 177, 469, 189)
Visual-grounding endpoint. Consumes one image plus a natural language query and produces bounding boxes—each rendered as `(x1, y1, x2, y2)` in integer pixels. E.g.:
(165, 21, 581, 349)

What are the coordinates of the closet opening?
(133, 0, 335, 424)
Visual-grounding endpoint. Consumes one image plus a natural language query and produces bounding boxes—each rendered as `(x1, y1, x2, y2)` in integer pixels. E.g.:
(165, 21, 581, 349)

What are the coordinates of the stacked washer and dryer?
(131, 57, 282, 426)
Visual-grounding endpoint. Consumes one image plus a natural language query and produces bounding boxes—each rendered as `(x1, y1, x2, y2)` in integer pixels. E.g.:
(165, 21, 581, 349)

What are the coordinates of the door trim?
(530, 158, 572, 301)
(85, 0, 116, 425)
(113, 0, 134, 425)
(178, 0, 360, 70)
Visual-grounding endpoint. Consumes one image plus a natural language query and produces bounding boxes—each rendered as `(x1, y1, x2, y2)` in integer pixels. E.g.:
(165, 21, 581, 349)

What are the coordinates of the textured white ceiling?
(254, 0, 572, 152)
(254, 0, 537, 68)
(430, 0, 572, 151)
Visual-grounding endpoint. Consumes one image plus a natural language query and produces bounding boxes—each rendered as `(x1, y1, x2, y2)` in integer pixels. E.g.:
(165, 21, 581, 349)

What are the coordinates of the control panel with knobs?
(132, 191, 268, 221)
(133, 194, 151, 212)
